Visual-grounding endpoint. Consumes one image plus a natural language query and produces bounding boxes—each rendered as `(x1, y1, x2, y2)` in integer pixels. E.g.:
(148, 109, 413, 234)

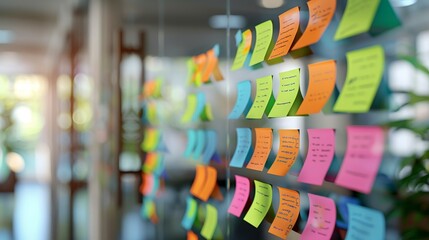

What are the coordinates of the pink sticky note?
(228, 175, 250, 217)
(301, 194, 336, 240)
(335, 126, 384, 194)
(298, 129, 335, 185)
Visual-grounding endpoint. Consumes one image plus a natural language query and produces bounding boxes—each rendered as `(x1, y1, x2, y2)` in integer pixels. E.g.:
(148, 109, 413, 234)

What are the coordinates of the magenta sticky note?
(228, 175, 250, 217)
(298, 129, 335, 185)
(301, 193, 336, 240)
(335, 126, 384, 194)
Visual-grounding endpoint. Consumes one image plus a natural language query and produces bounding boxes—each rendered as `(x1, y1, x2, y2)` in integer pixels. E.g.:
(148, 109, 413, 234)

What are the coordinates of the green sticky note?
(232, 29, 252, 71)
(246, 75, 274, 119)
(201, 204, 218, 240)
(334, 0, 381, 40)
(268, 68, 301, 118)
(369, 0, 401, 36)
(181, 94, 197, 123)
(249, 20, 273, 66)
(334, 45, 384, 113)
(244, 180, 273, 228)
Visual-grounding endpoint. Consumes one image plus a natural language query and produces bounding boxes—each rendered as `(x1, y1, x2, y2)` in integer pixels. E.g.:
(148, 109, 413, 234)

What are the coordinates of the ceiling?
(1, 0, 429, 75)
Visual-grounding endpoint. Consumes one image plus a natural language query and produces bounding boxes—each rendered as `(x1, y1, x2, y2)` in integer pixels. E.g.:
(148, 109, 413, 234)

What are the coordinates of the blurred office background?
(0, 0, 429, 239)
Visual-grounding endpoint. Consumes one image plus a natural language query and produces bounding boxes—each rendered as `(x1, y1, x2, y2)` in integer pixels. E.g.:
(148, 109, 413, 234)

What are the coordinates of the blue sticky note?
(230, 128, 253, 168)
(235, 30, 242, 47)
(213, 44, 220, 57)
(192, 130, 206, 160)
(153, 155, 165, 176)
(228, 80, 252, 119)
(346, 204, 385, 240)
(184, 130, 197, 158)
(202, 130, 217, 164)
(181, 197, 198, 230)
(192, 92, 206, 122)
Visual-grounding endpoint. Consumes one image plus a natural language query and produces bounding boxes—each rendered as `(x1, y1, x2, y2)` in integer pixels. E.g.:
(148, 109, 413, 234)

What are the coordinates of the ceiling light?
(0, 30, 14, 44)
(258, 0, 285, 9)
(209, 15, 246, 29)
(391, 0, 418, 7)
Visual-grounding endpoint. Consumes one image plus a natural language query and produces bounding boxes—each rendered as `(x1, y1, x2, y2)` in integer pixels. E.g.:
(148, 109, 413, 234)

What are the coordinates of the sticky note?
(199, 166, 220, 202)
(142, 128, 160, 152)
(201, 204, 218, 240)
(249, 20, 273, 66)
(232, 29, 252, 71)
(246, 75, 275, 119)
(182, 197, 198, 230)
(200, 103, 213, 121)
(182, 94, 197, 123)
(268, 68, 301, 118)
(145, 102, 159, 125)
(228, 80, 252, 119)
(202, 130, 217, 164)
(246, 128, 273, 171)
(335, 126, 384, 194)
(142, 197, 158, 223)
(301, 194, 336, 240)
(187, 58, 197, 85)
(292, 0, 336, 50)
(228, 175, 251, 217)
(268, 7, 300, 60)
(143, 152, 163, 174)
(346, 204, 385, 240)
(335, 0, 400, 40)
(334, 45, 384, 113)
(230, 128, 253, 168)
(192, 93, 206, 121)
(244, 180, 273, 228)
(267, 129, 300, 176)
(202, 48, 217, 83)
(298, 129, 335, 186)
(268, 187, 300, 239)
(184, 130, 197, 158)
(141, 174, 159, 198)
(192, 130, 206, 160)
(296, 60, 337, 115)
(190, 165, 206, 198)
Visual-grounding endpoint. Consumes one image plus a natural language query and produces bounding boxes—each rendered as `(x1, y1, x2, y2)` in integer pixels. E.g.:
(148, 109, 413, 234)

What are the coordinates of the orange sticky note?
(268, 7, 300, 60)
(291, 0, 336, 50)
(267, 129, 300, 176)
(201, 166, 222, 202)
(187, 231, 198, 240)
(246, 128, 273, 171)
(201, 49, 216, 83)
(296, 60, 336, 115)
(268, 187, 300, 239)
(190, 165, 206, 198)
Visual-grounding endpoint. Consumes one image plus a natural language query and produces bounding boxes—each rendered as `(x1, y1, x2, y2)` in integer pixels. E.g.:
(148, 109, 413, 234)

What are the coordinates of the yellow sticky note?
(201, 204, 218, 240)
(249, 20, 273, 66)
(268, 68, 301, 118)
(334, 0, 381, 40)
(181, 94, 197, 123)
(246, 75, 274, 119)
(142, 128, 160, 152)
(232, 30, 252, 71)
(244, 180, 273, 228)
(334, 45, 384, 113)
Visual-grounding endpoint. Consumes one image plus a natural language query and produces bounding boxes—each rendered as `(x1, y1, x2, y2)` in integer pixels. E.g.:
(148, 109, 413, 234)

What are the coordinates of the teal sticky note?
(192, 130, 206, 160)
(228, 80, 252, 119)
(184, 130, 197, 158)
(202, 130, 217, 164)
(181, 197, 198, 230)
(230, 128, 253, 168)
(192, 92, 206, 122)
(153, 154, 165, 176)
(346, 204, 385, 240)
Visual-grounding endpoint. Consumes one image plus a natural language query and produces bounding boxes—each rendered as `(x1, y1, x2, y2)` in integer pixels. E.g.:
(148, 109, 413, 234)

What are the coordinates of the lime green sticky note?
(334, 0, 380, 40)
(246, 75, 274, 119)
(232, 29, 252, 71)
(181, 94, 197, 123)
(334, 45, 384, 113)
(201, 204, 218, 240)
(187, 58, 197, 85)
(142, 128, 161, 152)
(244, 180, 273, 228)
(268, 68, 301, 118)
(249, 20, 273, 66)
